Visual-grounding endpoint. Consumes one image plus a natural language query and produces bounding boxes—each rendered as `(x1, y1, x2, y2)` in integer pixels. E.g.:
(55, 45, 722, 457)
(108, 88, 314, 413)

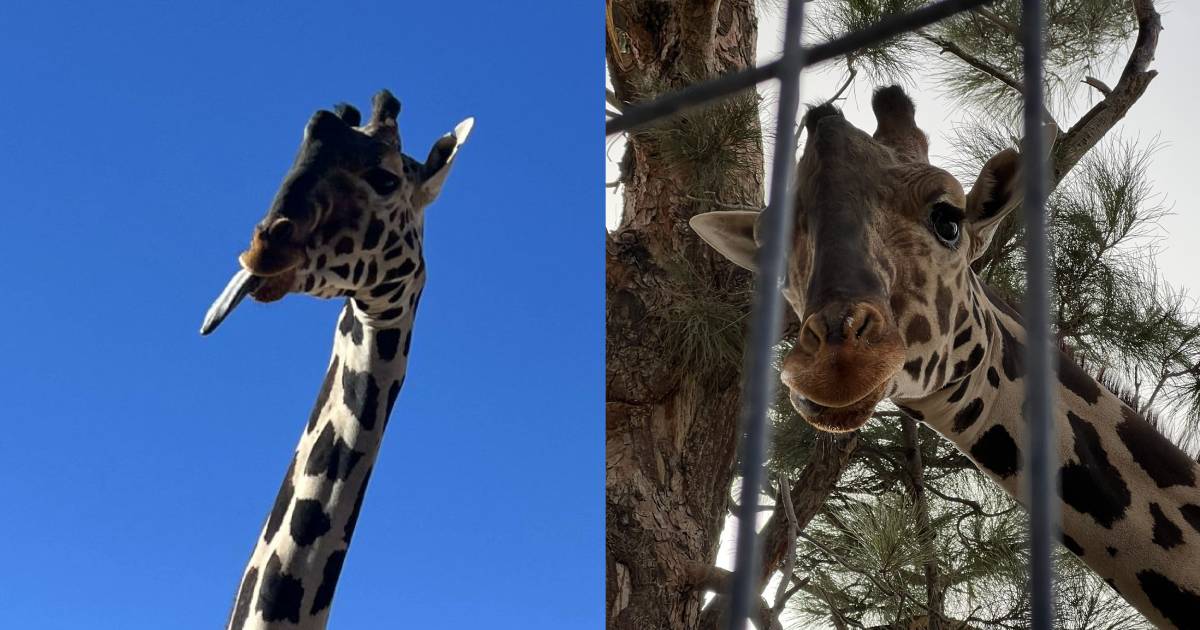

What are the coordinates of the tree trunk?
(606, 1, 763, 627)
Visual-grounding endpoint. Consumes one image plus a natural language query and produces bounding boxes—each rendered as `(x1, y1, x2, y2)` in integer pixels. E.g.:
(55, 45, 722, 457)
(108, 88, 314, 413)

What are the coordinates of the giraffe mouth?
(788, 383, 888, 432)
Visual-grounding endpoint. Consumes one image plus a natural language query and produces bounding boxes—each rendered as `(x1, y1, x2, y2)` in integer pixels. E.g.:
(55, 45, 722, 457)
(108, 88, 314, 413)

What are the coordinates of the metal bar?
(1019, 0, 1057, 628)
(605, 0, 994, 136)
(726, 0, 807, 626)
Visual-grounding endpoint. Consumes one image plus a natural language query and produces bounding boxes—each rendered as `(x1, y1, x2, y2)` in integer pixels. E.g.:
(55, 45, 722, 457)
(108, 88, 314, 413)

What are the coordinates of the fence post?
(726, 0, 807, 625)
(1019, 0, 1058, 628)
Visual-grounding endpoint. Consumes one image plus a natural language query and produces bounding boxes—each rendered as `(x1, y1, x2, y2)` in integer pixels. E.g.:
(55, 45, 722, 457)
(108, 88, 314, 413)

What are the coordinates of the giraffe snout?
(796, 302, 890, 355)
(782, 300, 905, 409)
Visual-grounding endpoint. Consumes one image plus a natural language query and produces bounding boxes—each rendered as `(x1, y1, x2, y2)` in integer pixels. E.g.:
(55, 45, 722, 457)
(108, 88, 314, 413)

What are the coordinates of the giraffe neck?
(226, 299, 415, 630)
(894, 277, 1200, 629)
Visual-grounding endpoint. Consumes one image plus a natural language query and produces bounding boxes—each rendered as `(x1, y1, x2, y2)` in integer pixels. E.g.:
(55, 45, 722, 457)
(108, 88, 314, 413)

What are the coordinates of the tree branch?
(918, 31, 1023, 96)
(768, 472, 800, 630)
(1082, 76, 1113, 96)
(1052, 0, 1161, 186)
(700, 432, 859, 630)
(971, 6, 1018, 35)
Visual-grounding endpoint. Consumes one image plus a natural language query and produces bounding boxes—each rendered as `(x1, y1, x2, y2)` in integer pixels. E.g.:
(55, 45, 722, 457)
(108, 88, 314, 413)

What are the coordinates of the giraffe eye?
(362, 168, 400, 196)
(929, 202, 963, 247)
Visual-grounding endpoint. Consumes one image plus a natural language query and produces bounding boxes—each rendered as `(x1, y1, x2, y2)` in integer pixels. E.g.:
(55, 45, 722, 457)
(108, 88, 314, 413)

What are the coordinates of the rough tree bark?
(606, 1, 763, 627)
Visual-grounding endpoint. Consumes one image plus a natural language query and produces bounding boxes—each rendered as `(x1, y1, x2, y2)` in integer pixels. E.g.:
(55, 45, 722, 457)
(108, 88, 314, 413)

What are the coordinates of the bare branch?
(1083, 76, 1113, 96)
(918, 31, 1023, 96)
(768, 472, 801, 629)
(1053, 0, 1161, 186)
(971, 6, 1018, 35)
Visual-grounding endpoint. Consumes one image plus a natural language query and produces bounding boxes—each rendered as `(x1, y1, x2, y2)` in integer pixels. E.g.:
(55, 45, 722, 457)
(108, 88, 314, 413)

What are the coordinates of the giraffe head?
(201, 89, 473, 334)
(692, 86, 1045, 432)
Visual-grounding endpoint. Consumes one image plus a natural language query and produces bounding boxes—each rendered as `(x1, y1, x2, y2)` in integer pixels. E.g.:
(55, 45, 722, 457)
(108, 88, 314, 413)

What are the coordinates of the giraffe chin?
(789, 384, 887, 433)
(247, 268, 295, 303)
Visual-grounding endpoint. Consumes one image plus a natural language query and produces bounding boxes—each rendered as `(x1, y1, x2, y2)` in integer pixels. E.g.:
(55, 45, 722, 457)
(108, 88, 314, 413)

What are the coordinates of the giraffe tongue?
(199, 268, 261, 336)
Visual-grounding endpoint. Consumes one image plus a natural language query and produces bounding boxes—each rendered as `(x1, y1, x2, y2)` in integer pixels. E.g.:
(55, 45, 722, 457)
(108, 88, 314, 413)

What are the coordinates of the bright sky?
(0, 2, 600, 629)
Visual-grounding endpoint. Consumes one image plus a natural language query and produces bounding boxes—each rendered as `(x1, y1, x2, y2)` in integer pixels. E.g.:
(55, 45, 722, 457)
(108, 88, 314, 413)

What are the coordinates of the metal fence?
(605, 0, 1057, 628)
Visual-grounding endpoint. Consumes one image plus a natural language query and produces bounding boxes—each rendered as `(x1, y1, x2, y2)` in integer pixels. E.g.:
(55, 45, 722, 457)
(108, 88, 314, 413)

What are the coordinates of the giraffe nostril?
(856, 318, 870, 339)
(798, 316, 825, 354)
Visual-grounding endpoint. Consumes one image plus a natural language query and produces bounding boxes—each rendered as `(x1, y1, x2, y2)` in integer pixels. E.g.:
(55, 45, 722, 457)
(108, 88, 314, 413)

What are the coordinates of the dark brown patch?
(954, 304, 970, 330)
(263, 459, 296, 544)
(952, 398, 984, 433)
(1106, 546, 1118, 557)
(986, 367, 1000, 388)
(998, 323, 1025, 380)
(1060, 411, 1130, 528)
(306, 357, 340, 434)
(911, 267, 926, 289)
(1150, 503, 1184, 550)
(969, 424, 1019, 478)
(257, 553, 304, 623)
(904, 358, 923, 381)
(1181, 504, 1200, 535)
(310, 549, 347, 615)
(923, 351, 939, 386)
(1137, 570, 1200, 629)
(905, 315, 932, 345)
(947, 378, 971, 404)
(935, 280, 952, 333)
(1057, 356, 1101, 404)
(951, 345, 985, 381)
(1061, 533, 1084, 556)
(228, 567, 258, 630)
(290, 499, 332, 546)
(1116, 406, 1196, 488)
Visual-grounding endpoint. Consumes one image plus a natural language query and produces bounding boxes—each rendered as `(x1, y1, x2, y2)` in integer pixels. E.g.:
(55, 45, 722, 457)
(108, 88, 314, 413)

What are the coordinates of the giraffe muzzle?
(780, 301, 906, 431)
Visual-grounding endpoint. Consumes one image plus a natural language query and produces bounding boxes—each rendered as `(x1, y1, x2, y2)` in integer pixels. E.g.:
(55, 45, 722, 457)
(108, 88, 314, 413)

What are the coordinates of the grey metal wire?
(605, 0, 1057, 627)
(605, 0, 995, 136)
(1019, 0, 1057, 627)
(725, 0, 807, 625)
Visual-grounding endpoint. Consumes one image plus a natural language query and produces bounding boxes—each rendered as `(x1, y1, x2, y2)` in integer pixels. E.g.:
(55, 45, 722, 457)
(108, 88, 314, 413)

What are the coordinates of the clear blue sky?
(0, 2, 600, 628)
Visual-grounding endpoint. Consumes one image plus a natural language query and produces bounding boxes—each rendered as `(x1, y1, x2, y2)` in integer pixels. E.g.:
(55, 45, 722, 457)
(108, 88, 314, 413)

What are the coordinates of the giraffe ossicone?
(203, 89, 472, 630)
(692, 85, 1200, 628)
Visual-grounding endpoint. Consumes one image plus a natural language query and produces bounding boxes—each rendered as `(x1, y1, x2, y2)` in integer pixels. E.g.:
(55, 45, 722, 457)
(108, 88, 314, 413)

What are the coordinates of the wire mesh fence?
(605, 0, 1056, 628)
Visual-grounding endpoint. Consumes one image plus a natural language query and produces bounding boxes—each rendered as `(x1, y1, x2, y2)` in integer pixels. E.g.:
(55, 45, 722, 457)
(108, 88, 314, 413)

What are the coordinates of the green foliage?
(659, 261, 753, 387)
(633, 88, 763, 200)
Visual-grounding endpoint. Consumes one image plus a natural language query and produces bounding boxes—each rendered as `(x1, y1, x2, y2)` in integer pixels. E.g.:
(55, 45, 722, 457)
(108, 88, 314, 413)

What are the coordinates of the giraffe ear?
(964, 148, 1022, 261)
(416, 117, 474, 206)
(964, 123, 1058, 260)
(689, 211, 759, 271)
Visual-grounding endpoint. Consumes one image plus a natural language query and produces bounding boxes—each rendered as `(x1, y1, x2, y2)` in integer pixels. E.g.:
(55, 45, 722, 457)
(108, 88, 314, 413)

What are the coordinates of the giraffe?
(200, 89, 472, 630)
(690, 86, 1200, 628)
